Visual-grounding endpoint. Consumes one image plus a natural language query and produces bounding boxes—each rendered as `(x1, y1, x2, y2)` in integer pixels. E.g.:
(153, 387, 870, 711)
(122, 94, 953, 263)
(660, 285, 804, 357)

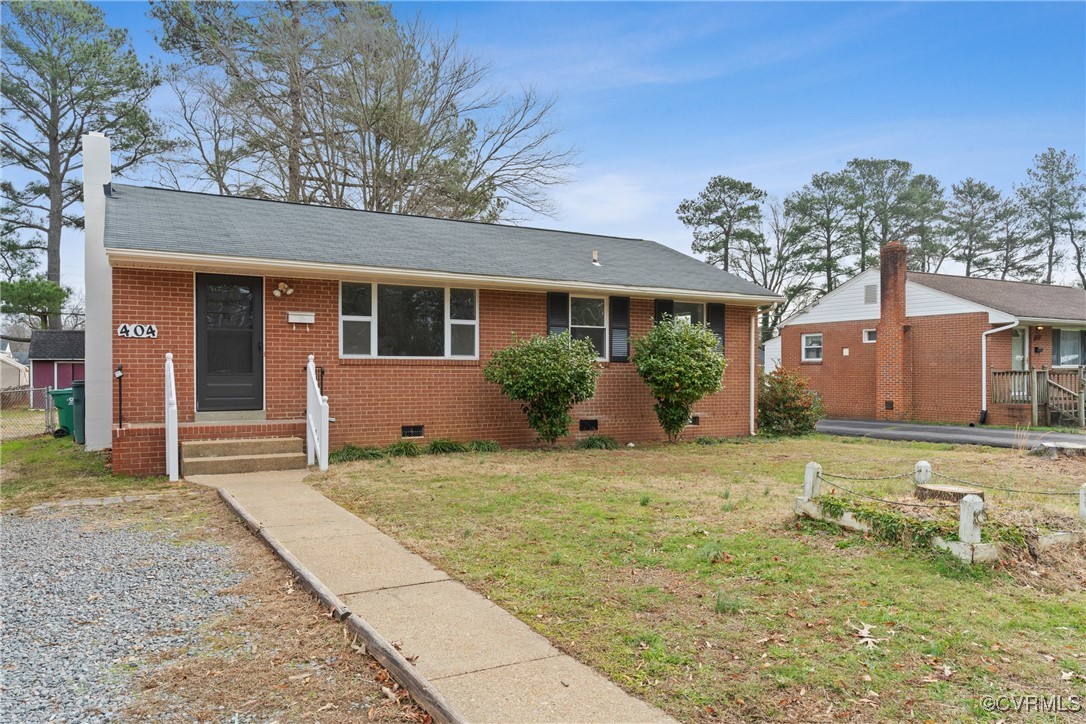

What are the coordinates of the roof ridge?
(109, 183, 651, 244)
(909, 271, 1082, 291)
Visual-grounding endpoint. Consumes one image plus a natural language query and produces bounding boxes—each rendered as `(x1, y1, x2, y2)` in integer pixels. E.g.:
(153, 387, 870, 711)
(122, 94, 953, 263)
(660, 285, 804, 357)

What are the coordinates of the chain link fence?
(1, 388, 55, 441)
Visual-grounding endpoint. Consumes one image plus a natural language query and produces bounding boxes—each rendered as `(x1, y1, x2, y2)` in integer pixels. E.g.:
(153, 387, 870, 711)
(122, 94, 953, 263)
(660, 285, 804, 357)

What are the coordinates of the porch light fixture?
(273, 281, 295, 297)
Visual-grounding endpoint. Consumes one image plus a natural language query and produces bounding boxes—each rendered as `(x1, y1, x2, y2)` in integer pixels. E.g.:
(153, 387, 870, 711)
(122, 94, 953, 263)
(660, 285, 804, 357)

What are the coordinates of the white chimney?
(82, 133, 113, 450)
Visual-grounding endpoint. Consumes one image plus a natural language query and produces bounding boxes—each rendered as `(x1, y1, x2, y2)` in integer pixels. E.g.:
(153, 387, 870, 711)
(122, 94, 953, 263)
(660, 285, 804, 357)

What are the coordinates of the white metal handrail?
(306, 354, 329, 471)
(165, 352, 179, 481)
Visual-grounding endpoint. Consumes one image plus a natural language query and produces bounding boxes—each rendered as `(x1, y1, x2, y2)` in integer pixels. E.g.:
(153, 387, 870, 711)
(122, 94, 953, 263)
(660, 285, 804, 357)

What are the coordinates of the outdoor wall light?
(272, 281, 295, 297)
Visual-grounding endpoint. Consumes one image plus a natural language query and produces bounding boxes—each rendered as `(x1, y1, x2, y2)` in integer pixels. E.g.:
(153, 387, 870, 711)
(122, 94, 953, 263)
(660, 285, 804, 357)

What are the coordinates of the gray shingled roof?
(910, 273, 1086, 322)
(28, 330, 85, 361)
(102, 185, 780, 300)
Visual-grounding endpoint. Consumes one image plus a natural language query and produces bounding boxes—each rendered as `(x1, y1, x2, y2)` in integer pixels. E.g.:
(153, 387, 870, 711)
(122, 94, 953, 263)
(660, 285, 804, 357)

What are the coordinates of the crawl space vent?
(401, 424, 424, 438)
(579, 419, 599, 432)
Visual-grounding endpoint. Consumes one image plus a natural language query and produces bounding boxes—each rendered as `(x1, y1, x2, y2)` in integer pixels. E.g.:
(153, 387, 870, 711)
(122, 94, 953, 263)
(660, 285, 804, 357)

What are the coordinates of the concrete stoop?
(181, 437, 307, 476)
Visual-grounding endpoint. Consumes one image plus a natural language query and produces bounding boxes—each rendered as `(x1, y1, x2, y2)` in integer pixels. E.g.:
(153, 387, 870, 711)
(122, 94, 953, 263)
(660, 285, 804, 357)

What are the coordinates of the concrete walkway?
(817, 419, 1086, 448)
(189, 470, 673, 724)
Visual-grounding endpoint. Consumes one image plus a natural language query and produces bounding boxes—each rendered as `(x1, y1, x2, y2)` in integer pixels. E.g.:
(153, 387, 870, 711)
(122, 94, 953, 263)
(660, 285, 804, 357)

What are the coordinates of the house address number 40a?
(117, 323, 158, 339)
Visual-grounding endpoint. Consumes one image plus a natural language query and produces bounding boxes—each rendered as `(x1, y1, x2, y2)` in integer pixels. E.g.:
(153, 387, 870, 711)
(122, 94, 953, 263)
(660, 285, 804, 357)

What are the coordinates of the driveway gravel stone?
(1, 512, 244, 723)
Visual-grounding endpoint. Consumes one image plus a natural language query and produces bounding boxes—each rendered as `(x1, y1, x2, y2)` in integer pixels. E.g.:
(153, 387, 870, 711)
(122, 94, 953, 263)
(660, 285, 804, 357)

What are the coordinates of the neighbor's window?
(570, 296, 607, 359)
(673, 301, 705, 325)
(1056, 328, 1082, 367)
(863, 329, 877, 343)
(340, 283, 477, 358)
(802, 333, 823, 361)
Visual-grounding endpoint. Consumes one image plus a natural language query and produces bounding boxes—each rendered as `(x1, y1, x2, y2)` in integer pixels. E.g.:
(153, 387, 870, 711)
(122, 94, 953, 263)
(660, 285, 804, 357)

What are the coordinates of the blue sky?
(56, 1, 1086, 290)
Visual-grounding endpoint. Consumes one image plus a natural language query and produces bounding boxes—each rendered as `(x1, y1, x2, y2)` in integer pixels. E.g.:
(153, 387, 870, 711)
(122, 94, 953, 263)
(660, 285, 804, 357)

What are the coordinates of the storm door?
(196, 274, 263, 411)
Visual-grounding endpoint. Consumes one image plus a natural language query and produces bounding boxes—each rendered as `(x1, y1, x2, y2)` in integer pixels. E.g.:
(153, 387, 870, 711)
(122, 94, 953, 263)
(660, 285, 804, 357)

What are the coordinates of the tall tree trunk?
(46, 98, 63, 330)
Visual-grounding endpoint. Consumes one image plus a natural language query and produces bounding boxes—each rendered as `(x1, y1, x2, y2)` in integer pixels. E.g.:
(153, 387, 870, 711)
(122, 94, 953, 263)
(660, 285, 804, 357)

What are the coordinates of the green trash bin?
(71, 380, 86, 444)
(50, 387, 74, 437)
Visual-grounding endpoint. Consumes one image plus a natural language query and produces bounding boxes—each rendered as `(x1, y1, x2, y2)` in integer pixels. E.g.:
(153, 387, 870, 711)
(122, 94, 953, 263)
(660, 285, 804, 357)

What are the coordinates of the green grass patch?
(385, 440, 422, 457)
(1, 435, 166, 509)
(329, 444, 386, 463)
(426, 438, 468, 454)
(313, 436, 1086, 721)
(574, 434, 620, 450)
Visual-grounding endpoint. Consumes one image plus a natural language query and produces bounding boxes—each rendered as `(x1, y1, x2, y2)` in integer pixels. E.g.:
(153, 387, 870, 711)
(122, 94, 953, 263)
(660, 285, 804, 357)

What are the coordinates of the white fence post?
(914, 461, 932, 485)
(1079, 484, 1086, 530)
(164, 353, 179, 482)
(959, 494, 984, 545)
(803, 462, 822, 501)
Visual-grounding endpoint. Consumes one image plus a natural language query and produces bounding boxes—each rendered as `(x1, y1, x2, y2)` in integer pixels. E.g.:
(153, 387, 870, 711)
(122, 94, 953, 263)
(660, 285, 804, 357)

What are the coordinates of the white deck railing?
(164, 352, 179, 481)
(306, 354, 330, 471)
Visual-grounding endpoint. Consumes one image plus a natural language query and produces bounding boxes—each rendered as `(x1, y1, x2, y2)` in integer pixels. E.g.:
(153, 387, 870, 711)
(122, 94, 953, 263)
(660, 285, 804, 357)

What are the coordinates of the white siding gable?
(781, 269, 1016, 327)
(782, 269, 881, 326)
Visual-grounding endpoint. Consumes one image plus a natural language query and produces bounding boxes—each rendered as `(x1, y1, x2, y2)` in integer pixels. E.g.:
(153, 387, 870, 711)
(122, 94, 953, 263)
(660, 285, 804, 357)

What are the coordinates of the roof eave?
(104, 248, 785, 306)
(1015, 316, 1086, 326)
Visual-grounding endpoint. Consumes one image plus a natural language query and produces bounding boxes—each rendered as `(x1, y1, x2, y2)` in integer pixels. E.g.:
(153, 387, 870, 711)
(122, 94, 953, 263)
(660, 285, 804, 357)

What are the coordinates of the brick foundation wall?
(111, 267, 758, 474)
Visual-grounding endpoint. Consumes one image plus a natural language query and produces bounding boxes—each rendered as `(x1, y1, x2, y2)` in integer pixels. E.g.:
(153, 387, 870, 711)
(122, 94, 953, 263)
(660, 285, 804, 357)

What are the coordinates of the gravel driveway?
(1, 511, 244, 723)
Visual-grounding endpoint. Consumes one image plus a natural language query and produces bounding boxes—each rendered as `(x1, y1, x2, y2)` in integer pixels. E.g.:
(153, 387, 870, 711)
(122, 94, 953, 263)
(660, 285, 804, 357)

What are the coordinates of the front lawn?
(0, 435, 172, 509)
(312, 436, 1086, 722)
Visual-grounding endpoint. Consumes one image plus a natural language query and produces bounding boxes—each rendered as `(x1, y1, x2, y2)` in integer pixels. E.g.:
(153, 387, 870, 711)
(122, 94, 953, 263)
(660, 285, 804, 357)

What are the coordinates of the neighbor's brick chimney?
(875, 241, 908, 421)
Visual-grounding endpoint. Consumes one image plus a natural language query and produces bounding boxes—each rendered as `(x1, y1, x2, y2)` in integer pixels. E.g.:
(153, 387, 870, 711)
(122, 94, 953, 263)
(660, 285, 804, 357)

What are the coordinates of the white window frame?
(672, 301, 707, 326)
(569, 295, 608, 361)
(1055, 327, 1083, 368)
(862, 329, 877, 344)
(339, 282, 479, 360)
(801, 333, 823, 362)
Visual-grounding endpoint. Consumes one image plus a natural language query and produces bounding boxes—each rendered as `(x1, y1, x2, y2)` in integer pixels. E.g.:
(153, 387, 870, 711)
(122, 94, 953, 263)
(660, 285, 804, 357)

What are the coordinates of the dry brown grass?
(64, 489, 427, 723)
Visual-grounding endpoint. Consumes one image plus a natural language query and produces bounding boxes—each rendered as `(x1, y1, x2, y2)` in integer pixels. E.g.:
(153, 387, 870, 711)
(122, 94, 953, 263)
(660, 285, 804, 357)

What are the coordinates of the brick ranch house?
(80, 134, 782, 475)
(773, 241, 1086, 427)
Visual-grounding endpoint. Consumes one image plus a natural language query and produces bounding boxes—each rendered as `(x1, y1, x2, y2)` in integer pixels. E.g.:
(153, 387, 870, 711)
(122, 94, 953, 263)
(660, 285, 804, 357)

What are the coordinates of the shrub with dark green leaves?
(468, 439, 501, 453)
(483, 331, 601, 444)
(385, 440, 423, 457)
(427, 438, 468, 454)
(329, 444, 386, 463)
(632, 315, 727, 442)
(574, 434, 619, 450)
(756, 367, 824, 436)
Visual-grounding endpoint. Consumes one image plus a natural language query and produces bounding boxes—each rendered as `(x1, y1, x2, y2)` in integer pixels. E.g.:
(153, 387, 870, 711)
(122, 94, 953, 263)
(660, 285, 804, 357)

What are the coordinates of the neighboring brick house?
(27, 330, 85, 391)
(80, 134, 781, 475)
(777, 242, 1086, 426)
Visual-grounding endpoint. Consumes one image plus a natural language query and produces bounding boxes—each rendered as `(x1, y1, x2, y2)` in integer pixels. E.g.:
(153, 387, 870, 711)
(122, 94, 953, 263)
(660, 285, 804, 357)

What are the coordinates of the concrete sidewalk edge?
(216, 488, 466, 724)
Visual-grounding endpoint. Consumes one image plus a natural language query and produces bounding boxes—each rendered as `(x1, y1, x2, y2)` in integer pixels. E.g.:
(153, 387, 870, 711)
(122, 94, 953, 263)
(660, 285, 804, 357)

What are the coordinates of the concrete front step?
(181, 437, 303, 459)
(182, 451, 308, 476)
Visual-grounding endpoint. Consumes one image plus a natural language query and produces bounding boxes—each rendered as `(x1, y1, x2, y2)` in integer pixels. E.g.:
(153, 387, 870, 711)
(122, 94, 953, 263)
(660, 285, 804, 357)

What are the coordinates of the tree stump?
(915, 484, 984, 503)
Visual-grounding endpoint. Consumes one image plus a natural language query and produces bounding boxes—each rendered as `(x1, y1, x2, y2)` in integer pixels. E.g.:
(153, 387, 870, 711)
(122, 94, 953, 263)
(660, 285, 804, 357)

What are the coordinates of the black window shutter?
(654, 299, 673, 323)
(609, 296, 630, 362)
(707, 303, 726, 353)
(547, 292, 569, 335)
(1081, 331, 1086, 365)
(1052, 328, 1061, 367)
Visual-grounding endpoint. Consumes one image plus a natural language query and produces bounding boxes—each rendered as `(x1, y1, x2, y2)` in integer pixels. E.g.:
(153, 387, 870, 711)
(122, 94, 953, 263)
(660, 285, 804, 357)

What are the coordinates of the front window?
(340, 283, 477, 358)
(1057, 329, 1083, 367)
(673, 301, 705, 325)
(802, 333, 823, 361)
(570, 296, 607, 359)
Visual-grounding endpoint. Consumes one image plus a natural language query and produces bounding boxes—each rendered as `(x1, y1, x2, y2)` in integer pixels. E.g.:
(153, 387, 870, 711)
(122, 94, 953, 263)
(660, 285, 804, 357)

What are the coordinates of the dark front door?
(196, 274, 263, 411)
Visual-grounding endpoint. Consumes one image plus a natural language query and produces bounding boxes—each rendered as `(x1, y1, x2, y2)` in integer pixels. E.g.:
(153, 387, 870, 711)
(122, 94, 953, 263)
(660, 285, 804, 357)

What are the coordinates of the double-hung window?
(802, 333, 823, 361)
(570, 296, 607, 359)
(1053, 328, 1084, 367)
(672, 301, 705, 325)
(340, 282, 478, 358)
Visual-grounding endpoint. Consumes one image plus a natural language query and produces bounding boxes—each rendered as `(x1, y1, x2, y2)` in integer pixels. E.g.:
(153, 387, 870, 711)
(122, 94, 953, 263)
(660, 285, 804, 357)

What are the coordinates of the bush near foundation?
(484, 331, 601, 445)
(632, 315, 727, 442)
(756, 368, 824, 435)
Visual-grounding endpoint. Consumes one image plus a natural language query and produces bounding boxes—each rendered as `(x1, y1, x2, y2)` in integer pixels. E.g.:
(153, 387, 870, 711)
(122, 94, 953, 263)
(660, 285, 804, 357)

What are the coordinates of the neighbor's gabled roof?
(101, 184, 782, 303)
(28, 330, 85, 361)
(909, 273, 1086, 323)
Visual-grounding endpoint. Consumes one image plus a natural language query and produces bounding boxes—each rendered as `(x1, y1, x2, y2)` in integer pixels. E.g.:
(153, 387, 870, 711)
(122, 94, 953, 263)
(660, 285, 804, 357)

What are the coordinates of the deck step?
(182, 451, 308, 476)
(181, 437, 303, 459)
